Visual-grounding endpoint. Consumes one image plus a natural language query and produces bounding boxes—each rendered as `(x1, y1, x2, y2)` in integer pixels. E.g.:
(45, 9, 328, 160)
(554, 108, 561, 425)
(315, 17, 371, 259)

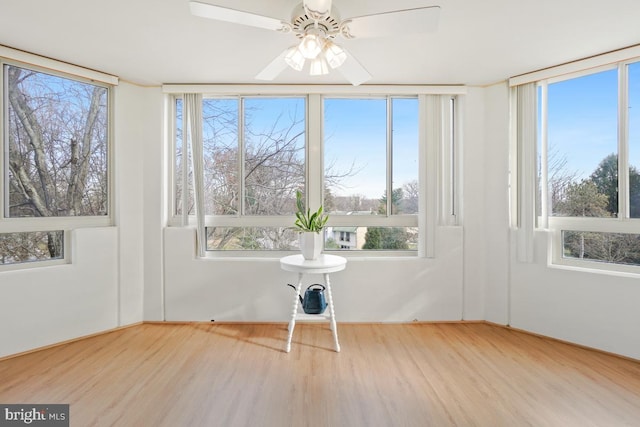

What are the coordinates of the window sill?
(199, 250, 420, 261)
(0, 258, 70, 273)
(548, 259, 640, 279)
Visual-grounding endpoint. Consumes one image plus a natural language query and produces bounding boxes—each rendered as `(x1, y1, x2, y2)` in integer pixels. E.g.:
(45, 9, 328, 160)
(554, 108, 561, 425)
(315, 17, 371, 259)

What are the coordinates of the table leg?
(286, 273, 303, 353)
(325, 273, 340, 352)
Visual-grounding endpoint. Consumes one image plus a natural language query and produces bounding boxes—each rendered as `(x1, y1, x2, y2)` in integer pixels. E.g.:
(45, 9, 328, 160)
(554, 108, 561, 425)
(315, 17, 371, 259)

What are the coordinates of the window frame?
(0, 229, 70, 271)
(320, 95, 420, 241)
(0, 57, 115, 270)
(164, 85, 465, 258)
(533, 59, 640, 273)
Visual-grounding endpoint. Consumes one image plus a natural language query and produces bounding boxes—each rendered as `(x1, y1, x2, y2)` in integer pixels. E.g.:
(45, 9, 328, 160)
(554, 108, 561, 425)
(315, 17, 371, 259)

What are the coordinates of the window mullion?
(440, 96, 456, 226)
(181, 97, 189, 225)
(539, 82, 549, 228)
(618, 63, 630, 219)
(1, 63, 6, 219)
(449, 97, 457, 221)
(239, 97, 246, 216)
(386, 96, 393, 216)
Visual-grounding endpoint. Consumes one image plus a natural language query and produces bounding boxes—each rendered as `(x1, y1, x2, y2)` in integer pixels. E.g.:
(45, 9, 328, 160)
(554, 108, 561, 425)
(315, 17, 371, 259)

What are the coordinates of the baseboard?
(144, 319, 486, 325)
(0, 322, 143, 362)
(2, 320, 637, 364)
(484, 321, 640, 363)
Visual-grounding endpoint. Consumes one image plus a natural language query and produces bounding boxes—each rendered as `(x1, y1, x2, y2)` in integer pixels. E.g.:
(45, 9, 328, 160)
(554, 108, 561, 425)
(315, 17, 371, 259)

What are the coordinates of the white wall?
(477, 83, 640, 360)
(481, 83, 510, 325)
(139, 88, 165, 321)
(0, 228, 118, 358)
(461, 87, 487, 320)
(5, 81, 640, 361)
(509, 231, 640, 360)
(0, 82, 148, 358)
(115, 82, 148, 325)
(156, 89, 497, 324)
(163, 226, 464, 322)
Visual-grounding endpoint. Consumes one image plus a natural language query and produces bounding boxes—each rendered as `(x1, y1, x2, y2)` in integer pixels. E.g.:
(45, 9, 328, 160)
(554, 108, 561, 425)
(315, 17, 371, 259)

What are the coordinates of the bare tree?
(401, 180, 419, 214)
(3, 65, 108, 263)
(564, 231, 640, 265)
(544, 146, 580, 216)
(177, 98, 361, 250)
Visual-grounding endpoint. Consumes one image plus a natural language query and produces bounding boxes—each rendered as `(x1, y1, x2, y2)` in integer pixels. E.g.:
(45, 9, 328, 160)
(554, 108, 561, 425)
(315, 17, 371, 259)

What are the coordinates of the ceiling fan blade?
(189, 1, 285, 31)
(255, 48, 291, 81)
(336, 49, 371, 86)
(344, 6, 441, 39)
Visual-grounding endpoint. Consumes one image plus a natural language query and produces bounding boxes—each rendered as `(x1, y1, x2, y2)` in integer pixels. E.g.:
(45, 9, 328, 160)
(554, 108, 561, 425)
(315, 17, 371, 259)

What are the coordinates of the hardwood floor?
(1, 322, 639, 426)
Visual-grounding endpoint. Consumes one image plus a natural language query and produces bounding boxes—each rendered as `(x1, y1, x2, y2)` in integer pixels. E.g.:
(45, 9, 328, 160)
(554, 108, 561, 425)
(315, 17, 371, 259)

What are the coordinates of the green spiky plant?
(294, 190, 328, 233)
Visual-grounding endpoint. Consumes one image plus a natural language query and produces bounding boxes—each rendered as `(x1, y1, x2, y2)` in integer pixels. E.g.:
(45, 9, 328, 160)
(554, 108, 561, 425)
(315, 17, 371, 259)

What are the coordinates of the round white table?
(280, 254, 347, 353)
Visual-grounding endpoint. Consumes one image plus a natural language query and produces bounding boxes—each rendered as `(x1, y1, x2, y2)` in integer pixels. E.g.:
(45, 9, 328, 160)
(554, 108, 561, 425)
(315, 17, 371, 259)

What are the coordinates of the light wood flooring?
(1, 322, 640, 426)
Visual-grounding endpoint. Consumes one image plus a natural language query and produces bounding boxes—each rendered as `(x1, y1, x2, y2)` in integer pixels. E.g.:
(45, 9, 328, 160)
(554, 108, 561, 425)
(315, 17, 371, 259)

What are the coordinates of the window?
(0, 231, 64, 265)
(176, 96, 306, 250)
(170, 88, 460, 256)
(546, 69, 618, 218)
(323, 97, 419, 251)
(5, 64, 109, 218)
(0, 61, 112, 267)
(534, 60, 640, 270)
(563, 231, 640, 266)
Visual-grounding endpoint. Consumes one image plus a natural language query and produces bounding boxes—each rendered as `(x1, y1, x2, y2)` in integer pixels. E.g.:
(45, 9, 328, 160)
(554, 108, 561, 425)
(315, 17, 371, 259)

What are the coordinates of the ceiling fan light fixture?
(189, 0, 440, 85)
(284, 46, 306, 71)
(309, 56, 329, 76)
(298, 33, 324, 59)
(323, 41, 346, 69)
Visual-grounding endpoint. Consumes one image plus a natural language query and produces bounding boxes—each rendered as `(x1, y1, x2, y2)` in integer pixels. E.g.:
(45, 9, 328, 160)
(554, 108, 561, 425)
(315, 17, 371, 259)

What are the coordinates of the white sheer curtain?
(183, 93, 206, 257)
(423, 94, 454, 257)
(423, 95, 442, 258)
(515, 83, 537, 263)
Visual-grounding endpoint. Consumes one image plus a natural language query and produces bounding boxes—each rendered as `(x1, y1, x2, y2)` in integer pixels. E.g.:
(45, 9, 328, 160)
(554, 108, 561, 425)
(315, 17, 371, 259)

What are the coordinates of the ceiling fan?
(189, 0, 440, 86)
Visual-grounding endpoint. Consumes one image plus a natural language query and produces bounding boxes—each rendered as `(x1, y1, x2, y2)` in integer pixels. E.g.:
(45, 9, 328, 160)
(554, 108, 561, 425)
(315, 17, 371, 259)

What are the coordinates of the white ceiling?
(1, 0, 639, 87)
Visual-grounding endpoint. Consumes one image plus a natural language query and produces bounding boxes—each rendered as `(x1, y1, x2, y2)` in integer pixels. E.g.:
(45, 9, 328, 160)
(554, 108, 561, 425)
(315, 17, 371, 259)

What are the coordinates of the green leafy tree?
(324, 237, 339, 249)
(555, 180, 610, 217)
(632, 171, 640, 218)
(589, 154, 618, 215)
(378, 188, 404, 215)
(364, 188, 411, 249)
(363, 227, 409, 250)
(559, 155, 640, 264)
(588, 153, 640, 217)
(362, 228, 381, 249)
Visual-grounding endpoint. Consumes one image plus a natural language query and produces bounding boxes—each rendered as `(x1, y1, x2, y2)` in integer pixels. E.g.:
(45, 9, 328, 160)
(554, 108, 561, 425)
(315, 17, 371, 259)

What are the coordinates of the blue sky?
(547, 69, 618, 179)
(546, 62, 639, 180)
(324, 97, 418, 199)
(324, 98, 387, 199)
(230, 96, 419, 200)
(193, 96, 418, 200)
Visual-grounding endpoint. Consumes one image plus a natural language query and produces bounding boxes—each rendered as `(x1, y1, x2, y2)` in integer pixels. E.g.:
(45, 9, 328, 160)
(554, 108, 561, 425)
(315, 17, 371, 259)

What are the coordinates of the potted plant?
(294, 190, 329, 260)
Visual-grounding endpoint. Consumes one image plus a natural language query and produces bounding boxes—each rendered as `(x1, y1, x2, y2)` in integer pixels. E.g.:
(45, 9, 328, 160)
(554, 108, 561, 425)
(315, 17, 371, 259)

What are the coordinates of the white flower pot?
(299, 232, 323, 260)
